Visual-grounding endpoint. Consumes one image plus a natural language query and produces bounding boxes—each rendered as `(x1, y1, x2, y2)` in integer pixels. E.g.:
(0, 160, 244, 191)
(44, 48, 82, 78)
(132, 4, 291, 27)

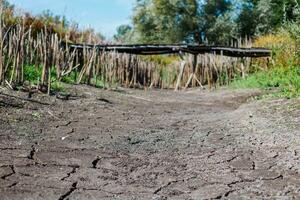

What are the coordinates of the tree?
(205, 13, 236, 44)
(2, 0, 13, 9)
(272, 0, 300, 24)
(132, 0, 157, 42)
(199, 0, 234, 44)
(132, 0, 199, 43)
(114, 24, 133, 43)
(255, 0, 300, 35)
(236, 0, 258, 38)
(129, 0, 300, 45)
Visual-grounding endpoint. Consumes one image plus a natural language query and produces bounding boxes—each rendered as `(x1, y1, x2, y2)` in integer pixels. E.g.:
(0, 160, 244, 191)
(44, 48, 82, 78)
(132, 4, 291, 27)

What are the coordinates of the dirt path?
(1, 86, 300, 199)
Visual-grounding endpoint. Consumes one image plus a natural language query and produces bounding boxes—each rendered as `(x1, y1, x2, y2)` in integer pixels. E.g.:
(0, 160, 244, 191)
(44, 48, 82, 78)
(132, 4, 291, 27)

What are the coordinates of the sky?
(8, 0, 135, 38)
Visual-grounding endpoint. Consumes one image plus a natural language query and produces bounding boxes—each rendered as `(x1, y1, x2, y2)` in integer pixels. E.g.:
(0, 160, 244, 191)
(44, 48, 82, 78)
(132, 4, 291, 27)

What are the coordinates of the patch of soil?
(0, 86, 300, 199)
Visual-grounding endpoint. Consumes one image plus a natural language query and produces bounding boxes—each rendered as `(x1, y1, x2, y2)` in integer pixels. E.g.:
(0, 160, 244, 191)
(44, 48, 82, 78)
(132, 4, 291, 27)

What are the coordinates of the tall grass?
(232, 22, 300, 98)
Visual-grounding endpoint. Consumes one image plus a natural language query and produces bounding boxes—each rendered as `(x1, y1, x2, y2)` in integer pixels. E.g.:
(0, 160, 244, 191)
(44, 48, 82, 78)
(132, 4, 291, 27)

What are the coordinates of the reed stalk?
(0, 15, 268, 92)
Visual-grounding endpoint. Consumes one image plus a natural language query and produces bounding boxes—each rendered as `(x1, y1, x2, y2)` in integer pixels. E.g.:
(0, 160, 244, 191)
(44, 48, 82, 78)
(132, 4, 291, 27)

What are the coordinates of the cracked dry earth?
(1, 85, 300, 200)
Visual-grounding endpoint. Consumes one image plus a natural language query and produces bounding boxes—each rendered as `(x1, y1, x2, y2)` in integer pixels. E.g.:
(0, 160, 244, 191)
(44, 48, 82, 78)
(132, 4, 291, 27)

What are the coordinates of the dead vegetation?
(0, 6, 269, 93)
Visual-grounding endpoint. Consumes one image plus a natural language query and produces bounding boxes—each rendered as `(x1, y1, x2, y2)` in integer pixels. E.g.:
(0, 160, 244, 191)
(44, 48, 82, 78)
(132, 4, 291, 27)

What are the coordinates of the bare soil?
(0, 85, 300, 199)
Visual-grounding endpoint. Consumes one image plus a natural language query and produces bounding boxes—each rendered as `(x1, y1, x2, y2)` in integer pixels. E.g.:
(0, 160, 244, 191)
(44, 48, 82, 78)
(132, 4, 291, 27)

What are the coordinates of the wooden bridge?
(64, 43, 271, 57)
(63, 43, 271, 90)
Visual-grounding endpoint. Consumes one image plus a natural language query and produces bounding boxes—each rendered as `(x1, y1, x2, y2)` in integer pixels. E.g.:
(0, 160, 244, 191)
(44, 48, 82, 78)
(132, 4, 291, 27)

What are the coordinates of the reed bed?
(0, 14, 268, 93)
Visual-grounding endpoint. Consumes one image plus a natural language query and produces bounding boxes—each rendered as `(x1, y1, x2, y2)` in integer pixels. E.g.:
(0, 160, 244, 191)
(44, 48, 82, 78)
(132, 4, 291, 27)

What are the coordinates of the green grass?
(23, 65, 118, 92)
(24, 65, 66, 92)
(24, 65, 42, 84)
(61, 71, 77, 84)
(231, 66, 300, 98)
(51, 81, 66, 92)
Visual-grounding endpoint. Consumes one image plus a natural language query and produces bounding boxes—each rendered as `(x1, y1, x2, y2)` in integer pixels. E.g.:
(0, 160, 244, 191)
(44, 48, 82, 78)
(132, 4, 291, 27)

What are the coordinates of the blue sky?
(8, 0, 135, 38)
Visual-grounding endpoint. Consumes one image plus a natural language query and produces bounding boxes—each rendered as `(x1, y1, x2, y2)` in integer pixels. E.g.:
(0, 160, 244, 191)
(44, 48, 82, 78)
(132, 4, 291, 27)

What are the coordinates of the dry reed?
(0, 15, 268, 93)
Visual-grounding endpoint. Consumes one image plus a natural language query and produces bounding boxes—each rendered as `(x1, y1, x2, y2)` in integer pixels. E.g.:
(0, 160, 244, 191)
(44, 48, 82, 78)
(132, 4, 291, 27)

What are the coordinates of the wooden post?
(40, 28, 51, 94)
(175, 52, 186, 91)
(241, 57, 245, 79)
(184, 54, 197, 89)
(184, 54, 203, 90)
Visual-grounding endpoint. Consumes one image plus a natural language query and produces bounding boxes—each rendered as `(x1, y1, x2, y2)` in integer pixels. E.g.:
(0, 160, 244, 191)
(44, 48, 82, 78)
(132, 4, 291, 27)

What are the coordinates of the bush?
(254, 23, 300, 68)
(231, 66, 300, 98)
(24, 65, 42, 84)
(233, 22, 300, 98)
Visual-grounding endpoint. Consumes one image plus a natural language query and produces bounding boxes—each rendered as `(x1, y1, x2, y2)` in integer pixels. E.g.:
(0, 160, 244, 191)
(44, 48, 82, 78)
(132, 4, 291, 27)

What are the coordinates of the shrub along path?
(0, 85, 300, 199)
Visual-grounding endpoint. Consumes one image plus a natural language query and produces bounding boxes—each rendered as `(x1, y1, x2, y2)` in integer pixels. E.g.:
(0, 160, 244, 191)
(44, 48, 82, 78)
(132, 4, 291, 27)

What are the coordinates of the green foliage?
(231, 66, 300, 98)
(24, 65, 42, 84)
(61, 72, 77, 84)
(91, 77, 106, 88)
(114, 25, 133, 43)
(130, 0, 244, 44)
(237, 0, 258, 37)
(51, 81, 66, 92)
(197, 0, 234, 44)
(232, 22, 300, 98)
(255, 0, 300, 35)
(31, 112, 41, 119)
(132, 0, 199, 43)
(23, 65, 67, 92)
(129, 0, 300, 44)
(284, 22, 300, 44)
(205, 13, 236, 44)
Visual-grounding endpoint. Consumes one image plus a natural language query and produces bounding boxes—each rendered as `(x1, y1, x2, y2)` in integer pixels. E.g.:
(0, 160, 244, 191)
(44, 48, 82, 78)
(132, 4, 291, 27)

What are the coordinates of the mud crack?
(214, 155, 238, 165)
(213, 189, 237, 199)
(1, 165, 15, 180)
(58, 182, 78, 200)
(56, 120, 78, 128)
(61, 166, 79, 181)
(153, 177, 196, 195)
(8, 182, 18, 188)
(262, 174, 283, 181)
(27, 145, 36, 160)
(252, 161, 256, 170)
(153, 181, 176, 195)
(92, 157, 101, 168)
(97, 98, 113, 104)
